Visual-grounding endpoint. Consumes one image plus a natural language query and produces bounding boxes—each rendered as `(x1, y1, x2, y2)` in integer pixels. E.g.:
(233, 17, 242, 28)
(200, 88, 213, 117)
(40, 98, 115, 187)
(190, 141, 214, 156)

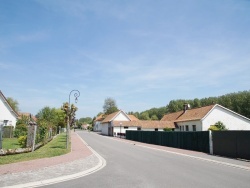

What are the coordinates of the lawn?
(2, 138, 20, 149)
(0, 133, 70, 165)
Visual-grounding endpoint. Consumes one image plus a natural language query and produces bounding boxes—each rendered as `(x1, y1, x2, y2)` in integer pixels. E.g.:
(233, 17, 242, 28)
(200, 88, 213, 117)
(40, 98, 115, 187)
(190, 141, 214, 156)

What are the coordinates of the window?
(124, 126, 128, 129)
(192, 125, 196, 131)
(155, 128, 158, 131)
(185, 125, 189, 131)
(137, 127, 141, 131)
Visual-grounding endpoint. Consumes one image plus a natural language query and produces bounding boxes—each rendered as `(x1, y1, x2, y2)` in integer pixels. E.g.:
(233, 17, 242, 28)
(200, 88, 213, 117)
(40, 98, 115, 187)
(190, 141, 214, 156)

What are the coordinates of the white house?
(161, 104, 250, 131)
(93, 114, 105, 132)
(0, 91, 19, 128)
(101, 110, 175, 136)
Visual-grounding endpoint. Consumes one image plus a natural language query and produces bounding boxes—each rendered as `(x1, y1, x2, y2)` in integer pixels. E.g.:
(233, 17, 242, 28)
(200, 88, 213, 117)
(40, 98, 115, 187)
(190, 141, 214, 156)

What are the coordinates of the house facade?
(93, 114, 105, 132)
(101, 110, 175, 136)
(161, 104, 250, 131)
(0, 91, 19, 128)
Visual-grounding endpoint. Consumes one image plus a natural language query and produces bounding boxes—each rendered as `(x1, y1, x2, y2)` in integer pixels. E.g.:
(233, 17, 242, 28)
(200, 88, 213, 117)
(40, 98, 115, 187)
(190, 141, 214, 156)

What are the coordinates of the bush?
(163, 127, 173, 131)
(208, 125, 220, 131)
(18, 135, 27, 148)
(14, 124, 28, 138)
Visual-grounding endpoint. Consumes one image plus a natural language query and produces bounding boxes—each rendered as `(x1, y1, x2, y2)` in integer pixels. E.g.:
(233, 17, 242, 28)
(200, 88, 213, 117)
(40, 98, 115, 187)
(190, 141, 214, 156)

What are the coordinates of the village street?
(45, 131, 250, 188)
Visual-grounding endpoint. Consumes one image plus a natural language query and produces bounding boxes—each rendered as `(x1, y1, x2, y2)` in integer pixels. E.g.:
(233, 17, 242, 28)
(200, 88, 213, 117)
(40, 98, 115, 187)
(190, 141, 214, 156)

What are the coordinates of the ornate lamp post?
(66, 90, 80, 149)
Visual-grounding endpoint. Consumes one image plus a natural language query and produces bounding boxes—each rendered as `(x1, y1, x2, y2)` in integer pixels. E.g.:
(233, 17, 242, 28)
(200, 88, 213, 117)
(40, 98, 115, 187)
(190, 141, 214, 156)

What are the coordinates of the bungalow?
(0, 90, 19, 128)
(101, 110, 175, 136)
(161, 104, 250, 131)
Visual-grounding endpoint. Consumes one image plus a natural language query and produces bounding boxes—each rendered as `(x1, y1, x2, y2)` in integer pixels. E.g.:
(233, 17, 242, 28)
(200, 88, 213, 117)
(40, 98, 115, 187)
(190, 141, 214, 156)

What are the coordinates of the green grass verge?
(0, 133, 70, 165)
(2, 138, 20, 149)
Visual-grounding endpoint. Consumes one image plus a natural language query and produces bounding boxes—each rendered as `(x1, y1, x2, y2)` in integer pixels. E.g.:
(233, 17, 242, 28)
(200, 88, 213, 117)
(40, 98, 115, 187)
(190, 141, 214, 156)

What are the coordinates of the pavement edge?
(5, 133, 106, 188)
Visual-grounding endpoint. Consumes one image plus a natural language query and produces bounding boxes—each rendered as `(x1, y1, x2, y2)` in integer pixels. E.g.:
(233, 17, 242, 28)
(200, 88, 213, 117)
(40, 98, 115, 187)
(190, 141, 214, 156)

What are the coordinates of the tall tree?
(103, 97, 119, 115)
(7, 97, 20, 112)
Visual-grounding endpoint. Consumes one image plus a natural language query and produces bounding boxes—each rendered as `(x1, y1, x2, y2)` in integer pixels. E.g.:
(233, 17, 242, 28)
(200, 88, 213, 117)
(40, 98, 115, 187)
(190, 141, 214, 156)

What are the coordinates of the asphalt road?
(45, 131, 250, 188)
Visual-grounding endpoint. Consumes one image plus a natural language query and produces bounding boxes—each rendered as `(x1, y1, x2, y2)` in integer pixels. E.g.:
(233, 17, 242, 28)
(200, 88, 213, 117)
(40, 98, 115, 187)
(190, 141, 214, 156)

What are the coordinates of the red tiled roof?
(112, 120, 175, 129)
(161, 104, 216, 122)
(128, 115, 139, 121)
(18, 112, 37, 121)
(101, 111, 121, 123)
(94, 114, 105, 122)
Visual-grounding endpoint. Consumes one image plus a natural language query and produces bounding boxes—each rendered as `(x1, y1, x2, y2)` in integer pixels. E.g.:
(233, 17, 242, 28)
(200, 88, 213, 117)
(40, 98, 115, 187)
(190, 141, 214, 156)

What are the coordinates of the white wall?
(101, 123, 109, 135)
(113, 126, 137, 137)
(0, 97, 17, 127)
(141, 128, 164, 131)
(202, 106, 250, 130)
(114, 113, 130, 121)
(94, 121, 102, 132)
(176, 120, 202, 132)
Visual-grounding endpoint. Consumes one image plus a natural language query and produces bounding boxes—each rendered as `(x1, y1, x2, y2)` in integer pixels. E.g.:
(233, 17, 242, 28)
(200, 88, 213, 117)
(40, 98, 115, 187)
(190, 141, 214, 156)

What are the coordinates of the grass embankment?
(0, 133, 71, 165)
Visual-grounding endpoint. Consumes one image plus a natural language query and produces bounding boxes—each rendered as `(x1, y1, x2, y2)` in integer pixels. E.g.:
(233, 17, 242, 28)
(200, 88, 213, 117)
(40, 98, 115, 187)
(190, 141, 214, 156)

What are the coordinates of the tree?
(7, 97, 20, 112)
(61, 102, 78, 127)
(103, 97, 119, 115)
(139, 112, 150, 120)
(151, 114, 159, 120)
(79, 117, 93, 124)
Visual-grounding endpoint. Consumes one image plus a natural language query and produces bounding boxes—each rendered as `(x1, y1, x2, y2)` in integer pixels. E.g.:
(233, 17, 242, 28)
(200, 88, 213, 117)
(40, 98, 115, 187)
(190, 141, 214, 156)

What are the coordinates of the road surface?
(45, 131, 250, 188)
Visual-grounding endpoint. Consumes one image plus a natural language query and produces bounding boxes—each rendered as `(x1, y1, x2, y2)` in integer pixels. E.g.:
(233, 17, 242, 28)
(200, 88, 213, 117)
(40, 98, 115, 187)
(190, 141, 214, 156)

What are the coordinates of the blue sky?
(1, 0, 250, 118)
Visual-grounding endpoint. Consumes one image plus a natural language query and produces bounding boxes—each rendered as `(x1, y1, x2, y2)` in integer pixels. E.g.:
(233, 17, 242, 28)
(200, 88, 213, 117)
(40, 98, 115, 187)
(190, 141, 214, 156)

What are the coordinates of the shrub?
(163, 127, 173, 131)
(14, 124, 28, 138)
(18, 135, 27, 148)
(208, 125, 220, 131)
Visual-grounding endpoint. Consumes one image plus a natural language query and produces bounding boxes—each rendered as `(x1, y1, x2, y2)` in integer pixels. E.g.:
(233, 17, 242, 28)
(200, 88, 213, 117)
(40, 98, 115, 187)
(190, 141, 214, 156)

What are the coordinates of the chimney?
(183, 103, 190, 113)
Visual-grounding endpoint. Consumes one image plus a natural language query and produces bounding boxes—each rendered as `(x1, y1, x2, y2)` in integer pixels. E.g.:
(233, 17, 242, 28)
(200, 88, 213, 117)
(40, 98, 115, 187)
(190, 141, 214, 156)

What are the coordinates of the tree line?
(128, 90, 250, 120)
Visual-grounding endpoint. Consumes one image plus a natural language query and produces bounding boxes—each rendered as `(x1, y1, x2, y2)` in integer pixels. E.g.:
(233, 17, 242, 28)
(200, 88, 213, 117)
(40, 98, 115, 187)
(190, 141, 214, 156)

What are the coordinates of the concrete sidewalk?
(0, 131, 105, 188)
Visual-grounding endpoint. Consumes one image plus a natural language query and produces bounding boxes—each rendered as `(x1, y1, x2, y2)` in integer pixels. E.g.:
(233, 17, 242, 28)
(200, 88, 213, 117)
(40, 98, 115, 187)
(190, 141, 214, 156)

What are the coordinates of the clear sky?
(1, 0, 250, 118)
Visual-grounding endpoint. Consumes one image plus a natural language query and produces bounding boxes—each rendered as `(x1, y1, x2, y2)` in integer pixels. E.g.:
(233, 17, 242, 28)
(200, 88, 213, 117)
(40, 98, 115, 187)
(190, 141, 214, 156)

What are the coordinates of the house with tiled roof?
(101, 110, 175, 136)
(161, 104, 250, 131)
(93, 114, 105, 132)
(0, 90, 19, 128)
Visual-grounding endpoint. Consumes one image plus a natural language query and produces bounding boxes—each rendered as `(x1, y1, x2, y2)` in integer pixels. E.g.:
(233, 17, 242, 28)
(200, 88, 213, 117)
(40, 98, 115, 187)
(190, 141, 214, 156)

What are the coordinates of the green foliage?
(18, 135, 27, 148)
(139, 112, 150, 120)
(0, 133, 70, 165)
(208, 121, 227, 131)
(151, 115, 159, 120)
(79, 117, 93, 124)
(208, 125, 219, 131)
(14, 124, 28, 138)
(37, 121, 48, 144)
(164, 90, 250, 119)
(163, 127, 173, 131)
(6, 97, 20, 112)
(16, 115, 30, 125)
(103, 97, 119, 115)
(87, 125, 93, 131)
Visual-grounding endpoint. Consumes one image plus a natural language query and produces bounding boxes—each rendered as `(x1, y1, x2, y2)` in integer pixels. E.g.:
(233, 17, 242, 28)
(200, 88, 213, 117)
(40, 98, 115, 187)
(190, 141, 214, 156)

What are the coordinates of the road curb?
(5, 134, 106, 188)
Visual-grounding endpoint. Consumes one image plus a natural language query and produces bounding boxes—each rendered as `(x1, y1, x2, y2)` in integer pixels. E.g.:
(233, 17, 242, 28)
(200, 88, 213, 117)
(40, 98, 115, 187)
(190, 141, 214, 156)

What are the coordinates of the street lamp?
(66, 90, 80, 149)
(120, 122, 122, 138)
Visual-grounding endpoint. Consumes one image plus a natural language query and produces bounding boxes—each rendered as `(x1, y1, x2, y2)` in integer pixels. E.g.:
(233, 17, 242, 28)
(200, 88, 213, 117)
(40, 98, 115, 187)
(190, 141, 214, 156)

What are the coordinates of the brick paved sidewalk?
(0, 131, 93, 175)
